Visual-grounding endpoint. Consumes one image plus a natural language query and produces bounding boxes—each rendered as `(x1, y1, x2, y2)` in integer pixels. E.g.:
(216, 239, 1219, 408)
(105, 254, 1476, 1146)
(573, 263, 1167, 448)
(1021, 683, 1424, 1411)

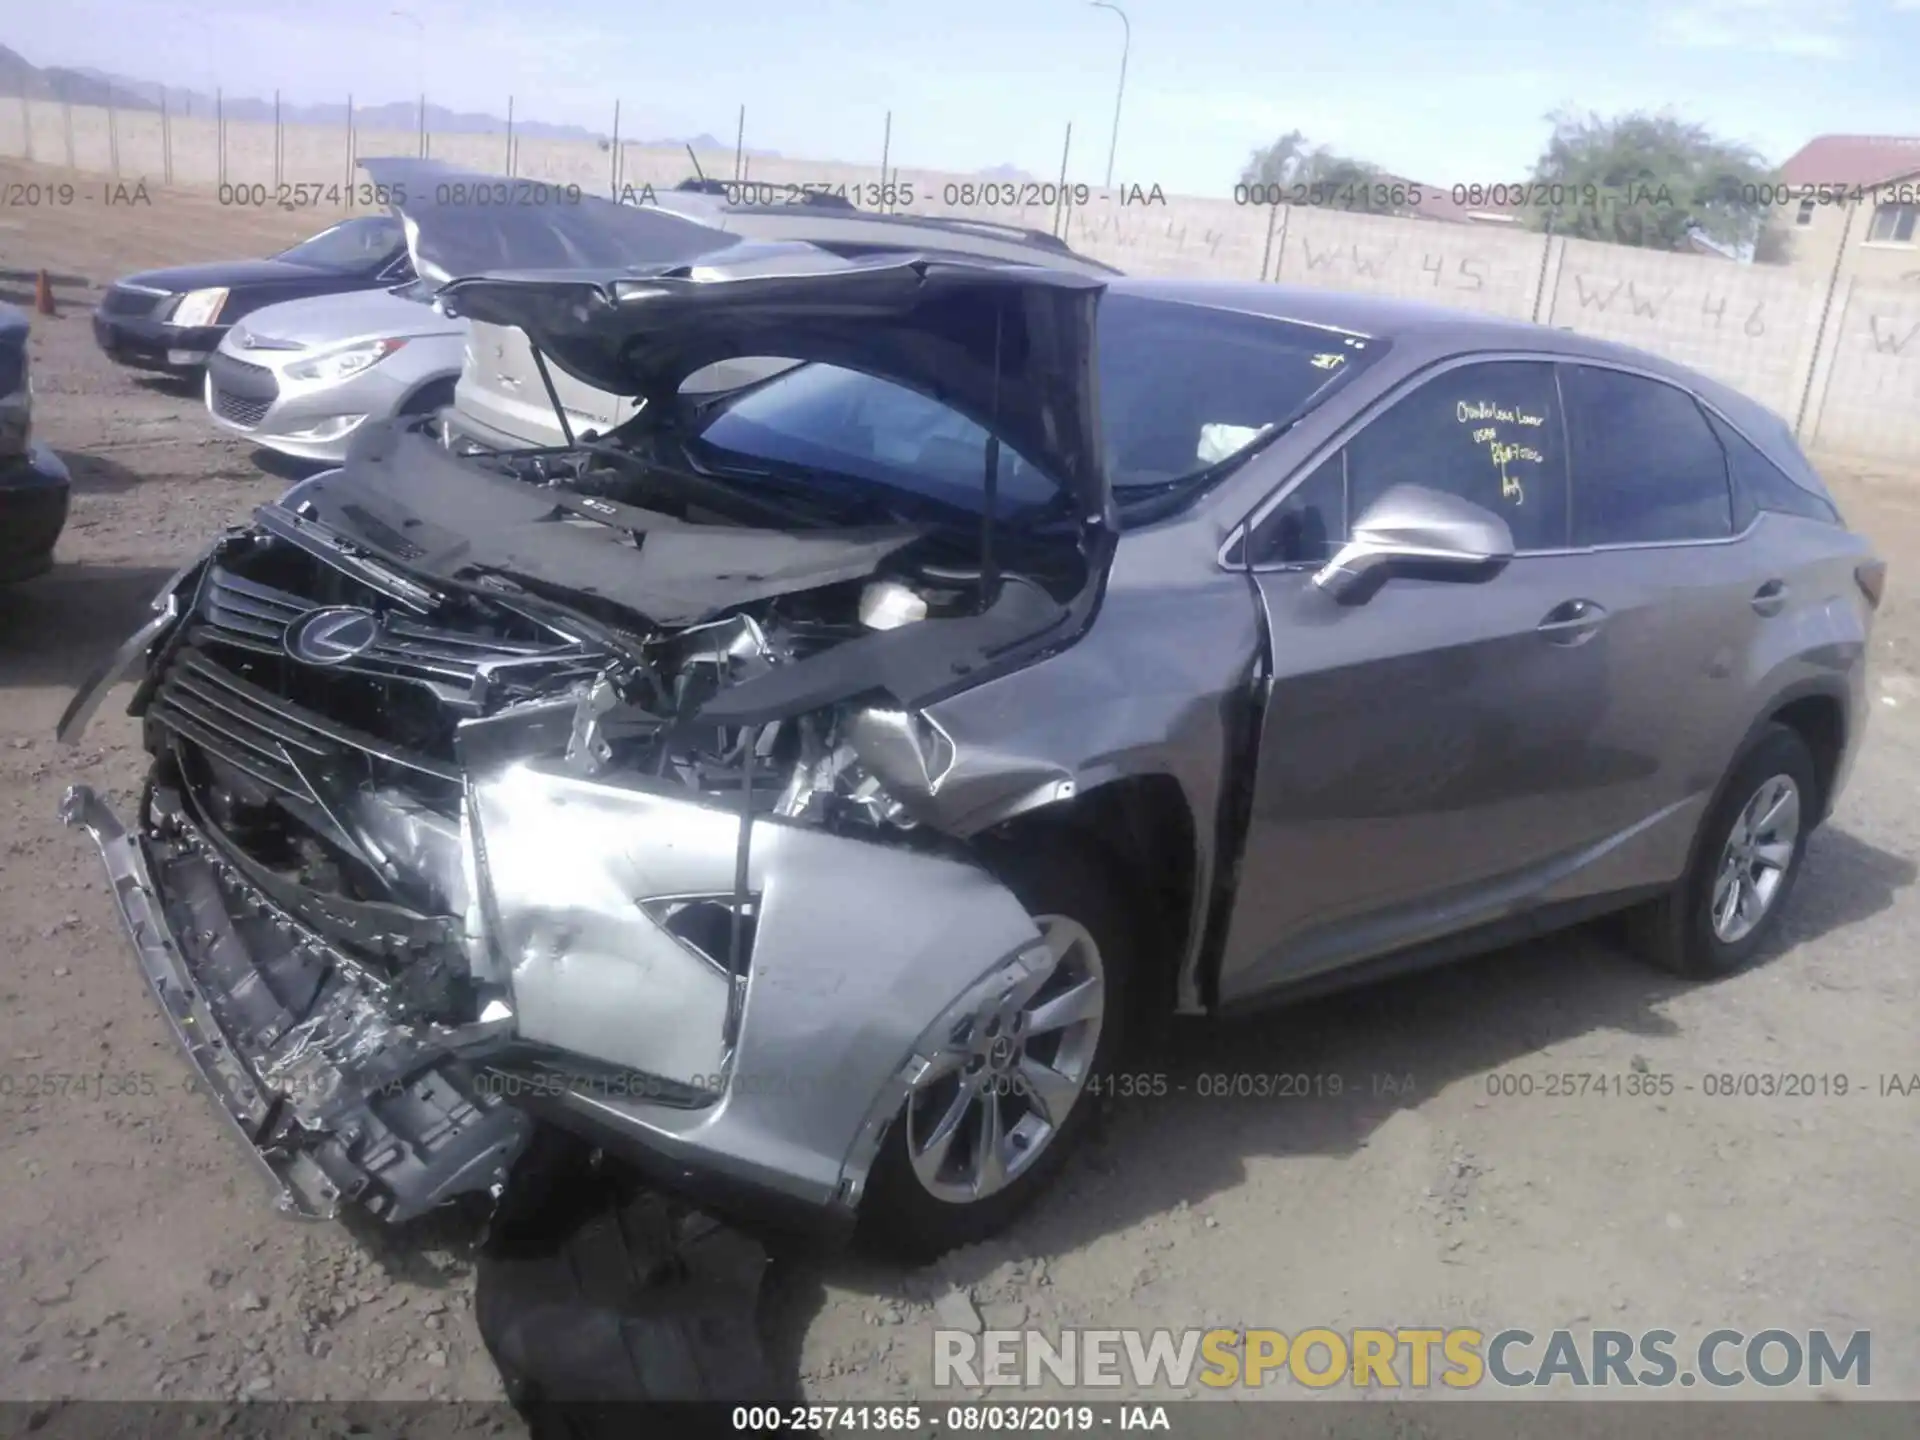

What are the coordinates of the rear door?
(1217, 357, 1673, 999)
(1548, 362, 1780, 861)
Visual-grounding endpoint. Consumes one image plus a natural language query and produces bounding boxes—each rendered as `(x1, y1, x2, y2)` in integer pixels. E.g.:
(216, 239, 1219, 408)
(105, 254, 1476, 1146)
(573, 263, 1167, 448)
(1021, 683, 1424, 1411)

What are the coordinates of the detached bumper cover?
(61, 783, 532, 1222)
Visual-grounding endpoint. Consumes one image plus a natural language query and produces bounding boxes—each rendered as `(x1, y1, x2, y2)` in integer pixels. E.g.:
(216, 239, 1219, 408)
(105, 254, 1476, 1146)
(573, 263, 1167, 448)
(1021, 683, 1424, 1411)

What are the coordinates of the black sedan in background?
(0, 301, 69, 584)
(92, 214, 413, 375)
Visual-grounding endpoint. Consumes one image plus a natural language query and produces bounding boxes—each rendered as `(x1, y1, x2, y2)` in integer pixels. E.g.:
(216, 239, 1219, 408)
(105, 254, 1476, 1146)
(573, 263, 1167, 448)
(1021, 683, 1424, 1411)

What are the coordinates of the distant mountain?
(976, 163, 1038, 181)
(0, 45, 156, 109)
(0, 46, 781, 153)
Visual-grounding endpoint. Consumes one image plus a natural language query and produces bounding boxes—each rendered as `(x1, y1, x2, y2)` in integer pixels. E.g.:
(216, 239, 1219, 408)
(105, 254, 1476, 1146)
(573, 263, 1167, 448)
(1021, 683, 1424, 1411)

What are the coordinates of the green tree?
(1240, 131, 1403, 213)
(1525, 109, 1781, 256)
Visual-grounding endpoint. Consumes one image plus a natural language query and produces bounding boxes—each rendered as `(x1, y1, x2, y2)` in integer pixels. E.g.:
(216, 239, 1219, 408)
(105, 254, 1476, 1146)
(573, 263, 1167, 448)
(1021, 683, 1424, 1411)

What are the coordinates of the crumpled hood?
(438, 255, 1111, 518)
(356, 156, 1111, 516)
(358, 156, 747, 289)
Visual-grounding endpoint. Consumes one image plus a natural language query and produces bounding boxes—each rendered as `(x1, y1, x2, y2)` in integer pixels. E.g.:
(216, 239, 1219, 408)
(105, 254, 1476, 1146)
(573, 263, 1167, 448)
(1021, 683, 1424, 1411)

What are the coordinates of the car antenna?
(978, 293, 1003, 614)
(526, 345, 576, 448)
(684, 143, 707, 183)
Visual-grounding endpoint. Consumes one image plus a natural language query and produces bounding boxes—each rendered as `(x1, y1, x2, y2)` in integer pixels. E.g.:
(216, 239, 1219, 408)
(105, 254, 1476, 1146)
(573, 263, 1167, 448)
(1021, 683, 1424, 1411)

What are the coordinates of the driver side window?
(1246, 359, 1571, 567)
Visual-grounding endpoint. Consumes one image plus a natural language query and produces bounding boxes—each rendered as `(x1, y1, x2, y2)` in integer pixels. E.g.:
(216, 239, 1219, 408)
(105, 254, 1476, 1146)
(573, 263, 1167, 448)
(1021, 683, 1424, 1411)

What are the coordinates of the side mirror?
(1312, 483, 1514, 604)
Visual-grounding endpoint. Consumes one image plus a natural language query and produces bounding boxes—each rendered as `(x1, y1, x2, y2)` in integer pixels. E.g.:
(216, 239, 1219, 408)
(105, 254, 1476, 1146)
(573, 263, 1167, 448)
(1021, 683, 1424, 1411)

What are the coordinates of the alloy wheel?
(1710, 773, 1801, 945)
(903, 913, 1106, 1204)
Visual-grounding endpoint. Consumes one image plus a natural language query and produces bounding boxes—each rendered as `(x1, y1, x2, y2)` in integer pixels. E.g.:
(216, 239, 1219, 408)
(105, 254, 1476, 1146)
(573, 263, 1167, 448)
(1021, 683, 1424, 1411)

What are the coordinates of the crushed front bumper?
(61, 782, 532, 1222)
(61, 759, 1055, 1231)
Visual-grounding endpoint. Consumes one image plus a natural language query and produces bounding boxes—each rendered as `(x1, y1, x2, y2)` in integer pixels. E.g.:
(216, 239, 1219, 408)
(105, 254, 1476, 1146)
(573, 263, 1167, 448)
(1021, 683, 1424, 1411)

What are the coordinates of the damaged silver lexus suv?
(59, 181, 1882, 1261)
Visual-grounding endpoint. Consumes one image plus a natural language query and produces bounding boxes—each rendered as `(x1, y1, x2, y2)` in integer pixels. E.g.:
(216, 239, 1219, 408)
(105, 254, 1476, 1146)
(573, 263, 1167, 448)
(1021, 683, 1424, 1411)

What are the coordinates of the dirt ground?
(2, 156, 1917, 1410)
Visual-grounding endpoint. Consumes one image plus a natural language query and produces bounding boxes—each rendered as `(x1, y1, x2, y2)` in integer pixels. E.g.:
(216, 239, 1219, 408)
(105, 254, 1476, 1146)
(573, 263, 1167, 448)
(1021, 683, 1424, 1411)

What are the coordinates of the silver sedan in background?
(204, 279, 467, 463)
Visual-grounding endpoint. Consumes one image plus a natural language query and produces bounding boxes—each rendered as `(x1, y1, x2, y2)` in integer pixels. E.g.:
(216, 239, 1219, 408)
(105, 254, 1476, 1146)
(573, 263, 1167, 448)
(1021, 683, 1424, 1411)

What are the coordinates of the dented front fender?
(469, 758, 1049, 1209)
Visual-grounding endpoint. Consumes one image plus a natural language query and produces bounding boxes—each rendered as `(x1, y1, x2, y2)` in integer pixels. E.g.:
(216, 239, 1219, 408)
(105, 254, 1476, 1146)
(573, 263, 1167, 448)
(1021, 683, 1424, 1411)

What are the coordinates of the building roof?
(1778, 135, 1920, 188)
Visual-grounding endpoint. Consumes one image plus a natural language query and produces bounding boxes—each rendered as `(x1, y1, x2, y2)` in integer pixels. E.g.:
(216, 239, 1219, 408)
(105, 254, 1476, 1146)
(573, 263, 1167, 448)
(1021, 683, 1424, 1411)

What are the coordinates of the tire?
(1626, 723, 1818, 979)
(474, 1131, 777, 1428)
(858, 842, 1136, 1262)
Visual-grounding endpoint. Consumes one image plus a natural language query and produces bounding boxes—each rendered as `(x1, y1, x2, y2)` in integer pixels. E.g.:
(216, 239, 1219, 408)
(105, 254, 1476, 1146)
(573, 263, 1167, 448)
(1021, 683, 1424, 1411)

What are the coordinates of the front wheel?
(1627, 723, 1817, 978)
(858, 844, 1135, 1261)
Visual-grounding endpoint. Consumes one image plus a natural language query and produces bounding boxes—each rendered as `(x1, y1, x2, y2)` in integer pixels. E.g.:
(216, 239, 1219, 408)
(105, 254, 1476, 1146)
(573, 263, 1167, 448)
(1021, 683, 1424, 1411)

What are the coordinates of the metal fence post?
(505, 95, 515, 176)
(161, 89, 172, 185)
(418, 93, 427, 159)
(879, 111, 892, 213)
(18, 94, 30, 164)
(216, 87, 224, 189)
(345, 94, 354, 190)
(1794, 197, 1860, 439)
(106, 83, 120, 176)
(60, 79, 74, 170)
(609, 101, 621, 196)
(1529, 214, 1555, 324)
(1052, 122, 1073, 237)
(1270, 203, 1293, 283)
(1258, 200, 1279, 281)
(733, 105, 745, 184)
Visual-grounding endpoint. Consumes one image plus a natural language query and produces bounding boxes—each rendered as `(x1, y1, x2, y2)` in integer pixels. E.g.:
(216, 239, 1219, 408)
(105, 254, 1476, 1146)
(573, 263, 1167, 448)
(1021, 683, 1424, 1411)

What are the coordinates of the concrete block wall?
(1805, 281, 1920, 458)
(1270, 208, 1547, 319)
(1541, 235, 1830, 418)
(4, 97, 1918, 461)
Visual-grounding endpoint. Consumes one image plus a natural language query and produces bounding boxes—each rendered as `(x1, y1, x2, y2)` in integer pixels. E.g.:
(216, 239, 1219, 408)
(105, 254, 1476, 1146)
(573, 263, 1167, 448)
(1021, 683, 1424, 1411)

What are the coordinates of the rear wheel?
(859, 844, 1134, 1262)
(1627, 723, 1817, 978)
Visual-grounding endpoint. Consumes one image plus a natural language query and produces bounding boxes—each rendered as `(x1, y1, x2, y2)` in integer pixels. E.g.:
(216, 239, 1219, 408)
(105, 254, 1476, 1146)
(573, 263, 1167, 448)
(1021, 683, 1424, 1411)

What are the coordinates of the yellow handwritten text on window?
(1488, 441, 1545, 504)
(1456, 400, 1546, 428)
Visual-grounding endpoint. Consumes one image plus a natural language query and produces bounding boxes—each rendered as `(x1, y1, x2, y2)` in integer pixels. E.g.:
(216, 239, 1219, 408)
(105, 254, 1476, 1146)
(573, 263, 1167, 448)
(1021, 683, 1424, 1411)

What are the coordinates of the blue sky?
(15, 0, 1920, 192)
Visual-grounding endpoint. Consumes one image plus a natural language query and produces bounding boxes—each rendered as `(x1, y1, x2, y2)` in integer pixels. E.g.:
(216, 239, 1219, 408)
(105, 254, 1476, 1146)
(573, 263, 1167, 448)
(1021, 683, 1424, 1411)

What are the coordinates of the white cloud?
(1656, 0, 1856, 56)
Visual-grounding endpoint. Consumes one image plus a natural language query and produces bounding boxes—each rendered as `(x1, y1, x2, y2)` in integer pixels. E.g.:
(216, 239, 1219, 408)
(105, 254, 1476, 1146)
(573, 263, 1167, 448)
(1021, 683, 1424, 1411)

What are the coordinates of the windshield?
(691, 362, 1059, 522)
(277, 216, 406, 272)
(685, 293, 1379, 525)
(1096, 294, 1379, 492)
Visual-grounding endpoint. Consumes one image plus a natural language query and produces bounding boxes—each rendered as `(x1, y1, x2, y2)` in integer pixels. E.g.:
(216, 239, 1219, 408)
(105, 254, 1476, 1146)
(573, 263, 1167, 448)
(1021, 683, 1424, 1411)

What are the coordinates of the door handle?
(1752, 579, 1790, 617)
(1536, 598, 1608, 645)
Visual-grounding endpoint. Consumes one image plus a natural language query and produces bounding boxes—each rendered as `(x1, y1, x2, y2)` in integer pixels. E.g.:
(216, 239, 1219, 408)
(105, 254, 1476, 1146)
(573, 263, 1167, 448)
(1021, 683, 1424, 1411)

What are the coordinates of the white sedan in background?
(204, 279, 468, 463)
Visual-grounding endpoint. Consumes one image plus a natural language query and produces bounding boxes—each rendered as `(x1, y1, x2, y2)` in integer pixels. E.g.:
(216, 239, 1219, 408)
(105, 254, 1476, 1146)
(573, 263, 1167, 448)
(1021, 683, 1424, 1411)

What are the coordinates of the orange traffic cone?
(34, 269, 56, 317)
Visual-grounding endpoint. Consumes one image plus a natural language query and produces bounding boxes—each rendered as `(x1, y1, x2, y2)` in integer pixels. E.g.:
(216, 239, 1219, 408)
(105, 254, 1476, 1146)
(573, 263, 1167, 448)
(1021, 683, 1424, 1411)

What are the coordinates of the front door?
(1216, 357, 1667, 1000)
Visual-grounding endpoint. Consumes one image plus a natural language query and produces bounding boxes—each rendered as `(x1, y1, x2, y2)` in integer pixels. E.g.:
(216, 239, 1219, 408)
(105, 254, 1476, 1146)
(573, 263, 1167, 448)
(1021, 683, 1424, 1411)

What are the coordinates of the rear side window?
(1562, 366, 1733, 546)
(1704, 408, 1840, 526)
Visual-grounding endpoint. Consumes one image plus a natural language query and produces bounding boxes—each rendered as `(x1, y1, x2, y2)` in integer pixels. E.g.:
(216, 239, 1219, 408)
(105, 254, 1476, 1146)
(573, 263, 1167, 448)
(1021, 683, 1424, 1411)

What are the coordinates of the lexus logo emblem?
(285, 606, 380, 666)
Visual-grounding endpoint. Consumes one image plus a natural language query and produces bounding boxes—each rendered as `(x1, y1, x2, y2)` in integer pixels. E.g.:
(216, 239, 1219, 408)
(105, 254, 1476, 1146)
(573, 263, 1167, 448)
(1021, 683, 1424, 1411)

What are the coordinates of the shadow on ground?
(0, 560, 177, 691)
(55, 447, 146, 496)
(132, 374, 202, 401)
